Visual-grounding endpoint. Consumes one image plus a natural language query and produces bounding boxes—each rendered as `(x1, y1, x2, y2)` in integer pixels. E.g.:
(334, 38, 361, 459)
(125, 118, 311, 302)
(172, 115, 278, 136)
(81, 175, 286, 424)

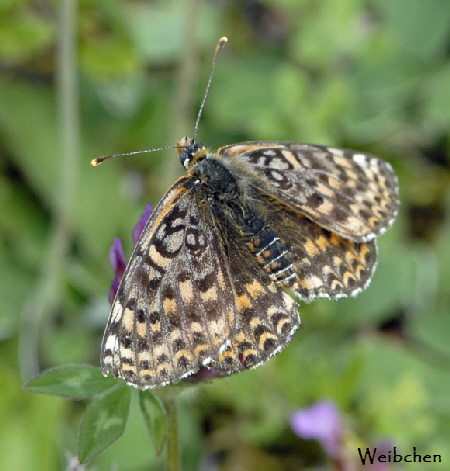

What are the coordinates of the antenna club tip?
(217, 37, 228, 51)
(90, 158, 102, 167)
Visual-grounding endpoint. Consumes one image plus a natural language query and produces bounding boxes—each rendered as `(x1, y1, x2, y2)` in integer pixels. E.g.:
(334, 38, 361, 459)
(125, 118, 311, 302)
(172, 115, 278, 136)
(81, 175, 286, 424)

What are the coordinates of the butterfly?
(100, 137, 399, 389)
(97, 37, 399, 389)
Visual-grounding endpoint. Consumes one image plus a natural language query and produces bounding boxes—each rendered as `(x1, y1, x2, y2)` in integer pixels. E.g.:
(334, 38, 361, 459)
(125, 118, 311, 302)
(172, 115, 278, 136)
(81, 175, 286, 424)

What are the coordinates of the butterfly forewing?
(218, 142, 399, 242)
(101, 177, 240, 388)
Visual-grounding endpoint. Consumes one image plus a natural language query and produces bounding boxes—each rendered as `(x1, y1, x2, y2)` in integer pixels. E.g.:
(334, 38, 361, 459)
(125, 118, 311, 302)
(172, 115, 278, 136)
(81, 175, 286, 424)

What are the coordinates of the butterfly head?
(177, 136, 208, 170)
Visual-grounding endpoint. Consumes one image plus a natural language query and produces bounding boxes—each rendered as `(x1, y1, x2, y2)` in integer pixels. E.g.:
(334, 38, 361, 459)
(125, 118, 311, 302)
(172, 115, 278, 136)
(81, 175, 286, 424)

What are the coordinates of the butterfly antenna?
(92, 37, 228, 167)
(90, 145, 181, 167)
(192, 36, 228, 142)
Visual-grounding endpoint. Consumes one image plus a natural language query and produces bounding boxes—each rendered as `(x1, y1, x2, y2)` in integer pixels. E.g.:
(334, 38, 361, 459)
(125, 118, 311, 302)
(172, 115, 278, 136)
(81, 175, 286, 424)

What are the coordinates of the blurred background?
(1, 0, 450, 470)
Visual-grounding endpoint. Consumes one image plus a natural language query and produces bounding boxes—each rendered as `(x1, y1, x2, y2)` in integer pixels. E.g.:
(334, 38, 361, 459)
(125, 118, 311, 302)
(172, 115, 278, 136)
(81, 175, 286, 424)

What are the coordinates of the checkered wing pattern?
(218, 142, 399, 242)
(210, 240, 299, 374)
(101, 177, 299, 389)
(264, 208, 377, 299)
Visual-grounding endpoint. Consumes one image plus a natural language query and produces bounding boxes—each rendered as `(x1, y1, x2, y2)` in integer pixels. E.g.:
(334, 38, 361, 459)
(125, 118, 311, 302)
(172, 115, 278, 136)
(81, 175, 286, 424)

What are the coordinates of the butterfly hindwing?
(263, 205, 377, 299)
(209, 232, 300, 374)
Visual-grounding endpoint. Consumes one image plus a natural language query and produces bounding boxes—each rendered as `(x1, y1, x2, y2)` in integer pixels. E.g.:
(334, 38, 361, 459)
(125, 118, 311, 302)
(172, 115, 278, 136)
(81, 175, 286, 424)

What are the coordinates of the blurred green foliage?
(1, 0, 450, 470)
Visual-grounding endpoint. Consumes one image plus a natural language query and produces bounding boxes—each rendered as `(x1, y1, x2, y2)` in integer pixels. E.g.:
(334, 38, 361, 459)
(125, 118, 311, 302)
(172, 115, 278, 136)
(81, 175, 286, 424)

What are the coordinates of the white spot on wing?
(218, 339, 231, 355)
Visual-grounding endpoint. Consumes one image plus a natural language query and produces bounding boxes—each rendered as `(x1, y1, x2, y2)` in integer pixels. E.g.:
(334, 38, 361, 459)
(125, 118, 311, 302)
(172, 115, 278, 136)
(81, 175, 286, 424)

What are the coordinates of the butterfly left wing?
(101, 175, 300, 388)
(218, 142, 399, 242)
(101, 177, 241, 388)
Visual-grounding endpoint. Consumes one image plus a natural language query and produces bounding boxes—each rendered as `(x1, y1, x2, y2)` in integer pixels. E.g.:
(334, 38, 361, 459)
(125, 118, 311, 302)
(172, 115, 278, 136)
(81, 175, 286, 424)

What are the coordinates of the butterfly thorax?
(190, 156, 240, 200)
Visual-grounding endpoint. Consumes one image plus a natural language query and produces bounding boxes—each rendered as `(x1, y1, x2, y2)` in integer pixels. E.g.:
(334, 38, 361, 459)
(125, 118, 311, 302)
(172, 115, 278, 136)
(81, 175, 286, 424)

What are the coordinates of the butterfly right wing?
(265, 206, 378, 300)
(218, 142, 399, 242)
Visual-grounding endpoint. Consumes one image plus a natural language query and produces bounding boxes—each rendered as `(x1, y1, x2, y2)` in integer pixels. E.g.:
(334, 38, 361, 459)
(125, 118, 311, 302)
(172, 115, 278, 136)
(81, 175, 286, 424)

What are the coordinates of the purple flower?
(290, 399, 343, 459)
(132, 204, 152, 245)
(186, 366, 221, 384)
(108, 238, 126, 304)
(108, 204, 152, 304)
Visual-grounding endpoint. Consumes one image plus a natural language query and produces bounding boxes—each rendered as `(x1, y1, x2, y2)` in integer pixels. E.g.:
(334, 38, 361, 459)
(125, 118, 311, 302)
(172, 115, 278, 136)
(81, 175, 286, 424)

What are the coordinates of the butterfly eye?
(179, 142, 206, 169)
(179, 149, 190, 167)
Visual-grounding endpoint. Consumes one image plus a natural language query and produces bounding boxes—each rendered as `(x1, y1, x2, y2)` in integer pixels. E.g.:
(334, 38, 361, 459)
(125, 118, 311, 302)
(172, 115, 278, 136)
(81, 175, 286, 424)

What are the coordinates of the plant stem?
(19, 0, 79, 380)
(164, 397, 181, 471)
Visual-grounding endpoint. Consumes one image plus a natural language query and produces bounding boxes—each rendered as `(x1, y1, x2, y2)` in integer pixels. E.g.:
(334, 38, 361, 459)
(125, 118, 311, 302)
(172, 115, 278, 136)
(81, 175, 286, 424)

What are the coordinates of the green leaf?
(78, 385, 131, 463)
(24, 364, 119, 399)
(139, 390, 167, 456)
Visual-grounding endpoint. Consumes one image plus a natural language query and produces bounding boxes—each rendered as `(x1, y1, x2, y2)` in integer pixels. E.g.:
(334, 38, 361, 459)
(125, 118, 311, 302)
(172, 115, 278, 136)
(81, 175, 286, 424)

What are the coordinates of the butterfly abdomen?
(242, 211, 298, 290)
